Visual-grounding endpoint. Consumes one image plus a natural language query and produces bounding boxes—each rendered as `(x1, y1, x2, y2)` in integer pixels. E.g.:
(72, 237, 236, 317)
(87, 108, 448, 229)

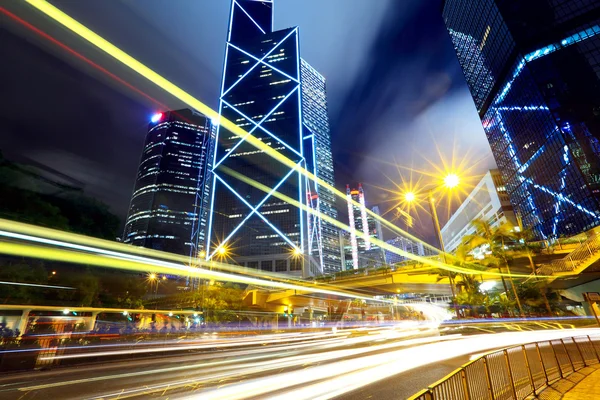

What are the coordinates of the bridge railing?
(409, 334, 600, 400)
(538, 231, 600, 275)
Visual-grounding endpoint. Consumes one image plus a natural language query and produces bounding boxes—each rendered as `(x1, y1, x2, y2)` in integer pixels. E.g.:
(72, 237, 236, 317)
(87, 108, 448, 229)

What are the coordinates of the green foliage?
(0, 156, 120, 239)
(55, 269, 100, 306)
(0, 259, 48, 303)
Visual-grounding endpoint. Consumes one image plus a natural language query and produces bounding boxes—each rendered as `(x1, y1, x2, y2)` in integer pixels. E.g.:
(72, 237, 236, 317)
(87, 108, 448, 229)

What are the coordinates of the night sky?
(0, 0, 496, 243)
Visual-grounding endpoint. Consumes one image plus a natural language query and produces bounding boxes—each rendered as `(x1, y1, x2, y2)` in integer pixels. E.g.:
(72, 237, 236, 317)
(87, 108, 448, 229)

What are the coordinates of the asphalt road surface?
(1, 326, 598, 400)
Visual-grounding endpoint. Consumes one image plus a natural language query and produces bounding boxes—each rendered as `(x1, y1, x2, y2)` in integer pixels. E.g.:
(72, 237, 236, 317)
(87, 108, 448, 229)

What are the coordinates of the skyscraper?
(442, 0, 600, 239)
(206, 0, 339, 276)
(123, 109, 215, 257)
(344, 184, 385, 269)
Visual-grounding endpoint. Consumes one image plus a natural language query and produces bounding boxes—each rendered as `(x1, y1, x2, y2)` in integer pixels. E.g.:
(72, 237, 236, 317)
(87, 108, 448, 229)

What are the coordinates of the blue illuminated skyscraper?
(123, 109, 215, 257)
(442, 0, 600, 238)
(206, 0, 340, 275)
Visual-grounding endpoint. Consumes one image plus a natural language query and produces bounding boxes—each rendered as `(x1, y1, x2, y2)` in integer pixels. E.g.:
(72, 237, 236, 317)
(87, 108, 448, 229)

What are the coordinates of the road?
(1, 326, 598, 400)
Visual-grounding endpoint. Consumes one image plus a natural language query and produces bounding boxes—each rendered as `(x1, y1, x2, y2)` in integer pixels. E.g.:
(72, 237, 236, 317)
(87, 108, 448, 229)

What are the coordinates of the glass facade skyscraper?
(123, 109, 215, 257)
(442, 0, 600, 239)
(300, 60, 341, 275)
(207, 0, 340, 275)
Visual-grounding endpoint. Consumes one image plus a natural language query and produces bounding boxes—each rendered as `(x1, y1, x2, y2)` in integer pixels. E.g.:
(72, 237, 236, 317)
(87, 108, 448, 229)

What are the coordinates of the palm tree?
(512, 225, 552, 315)
(436, 268, 460, 319)
(462, 219, 525, 317)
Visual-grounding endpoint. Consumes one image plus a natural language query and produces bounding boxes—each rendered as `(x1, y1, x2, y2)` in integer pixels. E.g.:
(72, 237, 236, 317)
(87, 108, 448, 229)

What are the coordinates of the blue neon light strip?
(228, 42, 299, 84)
(295, 30, 305, 255)
(496, 25, 600, 106)
(525, 25, 600, 62)
(486, 24, 600, 237)
(215, 86, 301, 168)
(222, 28, 298, 98)
(220, 89, 303, 162)
(209, 163, 301, 258)
(233, 1, 266, 35)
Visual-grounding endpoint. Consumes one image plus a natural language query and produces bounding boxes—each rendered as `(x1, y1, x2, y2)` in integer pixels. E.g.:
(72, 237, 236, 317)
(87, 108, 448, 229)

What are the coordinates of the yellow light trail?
(0, 219, 349, 292)
(23, 0, 446, 262)
(0, 240, 384, 302)
(219, 166, 546, 279)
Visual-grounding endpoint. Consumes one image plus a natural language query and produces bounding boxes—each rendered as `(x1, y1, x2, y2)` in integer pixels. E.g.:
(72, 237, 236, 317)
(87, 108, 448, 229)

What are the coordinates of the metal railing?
(538, 231, 600, 275)
(409, 334, 600, 400)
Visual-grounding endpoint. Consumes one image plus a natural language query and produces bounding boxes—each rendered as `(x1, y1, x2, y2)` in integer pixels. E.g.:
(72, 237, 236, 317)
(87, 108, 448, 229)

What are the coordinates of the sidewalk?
(562, 364, 600, 399)
(536, 364, 600, 400)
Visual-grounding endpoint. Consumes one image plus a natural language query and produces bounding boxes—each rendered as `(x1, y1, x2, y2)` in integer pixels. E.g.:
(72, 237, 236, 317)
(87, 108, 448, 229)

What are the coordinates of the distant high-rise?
(207, 0, 339, 276)
(384, 236, 437, 266)
(123, 109, 215, 257)
(343, 184, 385, 269)
(442, 0, 600, 239)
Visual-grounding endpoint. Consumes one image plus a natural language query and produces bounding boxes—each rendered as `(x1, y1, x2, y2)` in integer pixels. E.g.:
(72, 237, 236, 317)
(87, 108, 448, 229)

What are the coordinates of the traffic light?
(289, 307, 294, 317)
(283, 306, 288, 317)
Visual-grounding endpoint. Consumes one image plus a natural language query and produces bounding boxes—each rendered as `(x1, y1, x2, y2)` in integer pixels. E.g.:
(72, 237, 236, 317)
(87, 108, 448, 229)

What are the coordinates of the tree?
(454, 277, 487, 318)
(511, 225, 553, 315)
(0, 259, 48, 304)
(0, 154, 120, 239)
(56, 268, 100, 306)
(462, 219, 525, 317)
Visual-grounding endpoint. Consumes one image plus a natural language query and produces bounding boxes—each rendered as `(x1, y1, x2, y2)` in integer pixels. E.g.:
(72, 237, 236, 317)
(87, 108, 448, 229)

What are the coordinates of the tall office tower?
(344, 184, 385, 269)
(442, 0, 600, 239)
(207, 0, 339, 276)
(301, 60, 341, 274)
(123, 109, 215, 257)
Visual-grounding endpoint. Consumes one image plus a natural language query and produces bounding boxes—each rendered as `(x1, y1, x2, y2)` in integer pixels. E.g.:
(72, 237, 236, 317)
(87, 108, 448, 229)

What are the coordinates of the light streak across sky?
(13, 0, 559, 286)
(0, 280, 75, 290)
(21, 0, 451, 266)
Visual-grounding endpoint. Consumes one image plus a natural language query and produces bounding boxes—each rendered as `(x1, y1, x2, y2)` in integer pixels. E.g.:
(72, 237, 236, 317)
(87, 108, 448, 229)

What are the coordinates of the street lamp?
(402, 173, 461, 319)
(147, 273, 159, 309)
(443, 173, 460, 189)
(402, 173, 460, 255)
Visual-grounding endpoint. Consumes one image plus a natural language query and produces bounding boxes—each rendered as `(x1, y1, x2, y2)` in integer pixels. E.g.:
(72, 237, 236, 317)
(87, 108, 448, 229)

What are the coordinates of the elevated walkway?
(538, 230, 600, 279)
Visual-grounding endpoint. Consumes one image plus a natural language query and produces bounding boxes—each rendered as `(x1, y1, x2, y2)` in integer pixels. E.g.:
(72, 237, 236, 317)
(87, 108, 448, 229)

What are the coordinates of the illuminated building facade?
(123, 109, 215, 257)
(343, 185, 385, 269)
(385, 236, 437, 265)
(442, 0, 600, 239)
(207, 0, 339, 276)
(441, 170, 516, 253)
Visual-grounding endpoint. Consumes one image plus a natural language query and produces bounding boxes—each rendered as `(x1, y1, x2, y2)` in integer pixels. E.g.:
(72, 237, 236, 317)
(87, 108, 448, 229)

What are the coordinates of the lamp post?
(148, 273, 158, 309)
(402, 173, 461, 319)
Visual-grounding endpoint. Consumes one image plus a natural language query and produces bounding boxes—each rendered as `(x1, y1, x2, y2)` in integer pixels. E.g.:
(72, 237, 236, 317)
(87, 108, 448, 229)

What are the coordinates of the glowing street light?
(398, 172, 463, 319)
(148, 273, 157, 281)
(443, 173, 460, 189)
(217, 246, 227, 256)
(293, 247, 302, 256)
